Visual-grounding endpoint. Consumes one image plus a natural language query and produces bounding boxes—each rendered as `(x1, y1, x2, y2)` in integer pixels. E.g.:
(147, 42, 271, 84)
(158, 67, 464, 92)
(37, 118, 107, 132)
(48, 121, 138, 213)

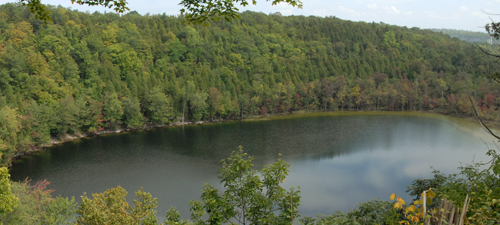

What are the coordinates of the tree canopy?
(179, 0, 302, 24)
(20, 0, 302, 23)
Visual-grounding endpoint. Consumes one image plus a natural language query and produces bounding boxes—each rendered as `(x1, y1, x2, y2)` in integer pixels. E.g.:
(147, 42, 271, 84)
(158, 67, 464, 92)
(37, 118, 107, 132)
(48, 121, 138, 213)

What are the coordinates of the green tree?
(23, 0, 302, 24)
(0, 167, 17, 220)
(208, 87, 223, 120)
(350, 85, 362, 110)
(77, 186, 158, 225)
(122, 96, 144, 129)
(337, 86, 347, 111)
(179, 0, 303, 24)
(383, 31, 399, 49)
(189, 92, 208, 122)
(278, 82, 295, 114)
(145, 87, 174, 125)
(78, 98, 103, 134)
(166, 38, 187, 62)
(102, 92, 124, 130)
(24, 101, 52, 147)
(0, 107, 21, 166)
(52, 96, 80, 135)
(181, 81, 196, 124)
(0, 179, 76, 225)
(182, 146, 301, 225)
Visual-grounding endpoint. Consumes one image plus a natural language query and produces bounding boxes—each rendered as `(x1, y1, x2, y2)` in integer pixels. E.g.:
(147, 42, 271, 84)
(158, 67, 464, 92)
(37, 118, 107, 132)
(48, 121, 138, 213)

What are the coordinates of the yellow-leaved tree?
(0, 167, 18, 224)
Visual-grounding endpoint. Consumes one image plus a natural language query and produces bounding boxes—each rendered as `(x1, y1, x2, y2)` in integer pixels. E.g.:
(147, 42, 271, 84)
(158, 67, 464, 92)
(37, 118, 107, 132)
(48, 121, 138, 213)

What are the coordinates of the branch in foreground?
(465, 78, 500, 140)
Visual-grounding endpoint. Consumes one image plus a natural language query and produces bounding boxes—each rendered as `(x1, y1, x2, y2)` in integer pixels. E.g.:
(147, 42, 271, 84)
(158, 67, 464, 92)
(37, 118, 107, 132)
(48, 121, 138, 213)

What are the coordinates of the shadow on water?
(9, 112, 494, 219)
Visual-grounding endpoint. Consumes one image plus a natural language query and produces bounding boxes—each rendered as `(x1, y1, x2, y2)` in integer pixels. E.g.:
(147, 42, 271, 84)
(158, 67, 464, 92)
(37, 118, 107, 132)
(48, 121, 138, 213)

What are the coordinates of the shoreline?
(8, 109, 498, 166)
(9, 121, 208, 164)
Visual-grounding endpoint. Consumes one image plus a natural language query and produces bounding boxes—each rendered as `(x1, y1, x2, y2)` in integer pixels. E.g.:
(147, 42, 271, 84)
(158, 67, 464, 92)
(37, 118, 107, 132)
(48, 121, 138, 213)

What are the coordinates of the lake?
(9, 112, 495, 219)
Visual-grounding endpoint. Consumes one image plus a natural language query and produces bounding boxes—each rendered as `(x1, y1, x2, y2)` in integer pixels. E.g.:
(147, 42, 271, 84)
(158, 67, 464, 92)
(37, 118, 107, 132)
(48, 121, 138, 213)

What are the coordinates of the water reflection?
(10, 114, 493, 219)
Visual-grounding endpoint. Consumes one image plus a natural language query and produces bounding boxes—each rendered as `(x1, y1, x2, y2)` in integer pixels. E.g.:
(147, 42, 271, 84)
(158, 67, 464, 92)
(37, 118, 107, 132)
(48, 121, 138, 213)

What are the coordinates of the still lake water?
(9, 112, 495, 219)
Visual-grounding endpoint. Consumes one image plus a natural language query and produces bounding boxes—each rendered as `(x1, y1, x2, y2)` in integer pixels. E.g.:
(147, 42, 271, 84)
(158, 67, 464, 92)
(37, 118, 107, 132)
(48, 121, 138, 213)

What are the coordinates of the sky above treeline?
(2, 0, 500, 32)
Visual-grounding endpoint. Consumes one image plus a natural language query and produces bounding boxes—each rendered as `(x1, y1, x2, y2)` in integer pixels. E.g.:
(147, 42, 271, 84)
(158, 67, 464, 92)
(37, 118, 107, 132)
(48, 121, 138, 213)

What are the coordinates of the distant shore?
(9, 109, 499, 166)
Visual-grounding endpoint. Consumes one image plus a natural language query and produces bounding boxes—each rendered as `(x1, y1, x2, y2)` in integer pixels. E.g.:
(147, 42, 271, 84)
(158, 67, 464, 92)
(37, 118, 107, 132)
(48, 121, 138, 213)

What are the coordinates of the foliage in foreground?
(435, 149, 500, 224)
(401, 149, 500, 224)
(390, 189, 439, 224)
(0, 167, 17, 220)
(72, 147, 405, 225)
(172, 146, 301, 224)
(1, 147, 499, 224)
(0, 178, 76, 225)
(77, 186, 158, 224)
(76, 146, 301, 225)
(300, 199, 400, 225)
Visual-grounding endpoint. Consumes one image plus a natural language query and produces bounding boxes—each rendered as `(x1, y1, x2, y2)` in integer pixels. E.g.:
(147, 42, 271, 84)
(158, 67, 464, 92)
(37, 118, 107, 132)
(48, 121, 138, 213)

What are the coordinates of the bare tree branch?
(482, 9, 500, 16)
(475, 43, 500, 59)
(465, 78, 500, 140)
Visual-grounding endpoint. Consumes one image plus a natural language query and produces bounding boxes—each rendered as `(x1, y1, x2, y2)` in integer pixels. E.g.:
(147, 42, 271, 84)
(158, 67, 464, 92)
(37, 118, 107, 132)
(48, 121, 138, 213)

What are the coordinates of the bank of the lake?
(9, 110, 499, 166)
(9, 112, 495, 219)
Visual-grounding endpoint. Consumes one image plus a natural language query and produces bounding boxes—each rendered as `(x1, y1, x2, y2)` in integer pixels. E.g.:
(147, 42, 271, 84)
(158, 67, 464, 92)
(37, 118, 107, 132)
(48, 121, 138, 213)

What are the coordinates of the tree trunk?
(182, 93, 187, 125)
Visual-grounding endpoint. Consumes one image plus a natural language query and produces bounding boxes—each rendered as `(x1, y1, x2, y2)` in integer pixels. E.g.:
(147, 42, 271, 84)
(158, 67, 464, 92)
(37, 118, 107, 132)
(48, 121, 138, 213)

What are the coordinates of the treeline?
(1, 3, 500, 165)
(430, 28, 492, 43)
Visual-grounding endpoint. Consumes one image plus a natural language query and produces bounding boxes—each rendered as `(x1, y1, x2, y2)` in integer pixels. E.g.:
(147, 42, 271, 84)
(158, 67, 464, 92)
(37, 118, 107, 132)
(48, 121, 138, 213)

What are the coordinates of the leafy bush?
(0, 178, 76, 225)
(436, 149, 500, 224)
(168, 146, 301, 225)
(351, 199, 400, 224)
(300, 199, 399, 225)
(403, 149, 500, 224)
(77, 186, 158, 225)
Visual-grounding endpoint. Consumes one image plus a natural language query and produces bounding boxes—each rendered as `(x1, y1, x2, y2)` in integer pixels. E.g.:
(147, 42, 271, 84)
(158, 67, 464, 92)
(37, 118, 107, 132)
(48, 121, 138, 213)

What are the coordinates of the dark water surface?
(9, 112, 494, 218)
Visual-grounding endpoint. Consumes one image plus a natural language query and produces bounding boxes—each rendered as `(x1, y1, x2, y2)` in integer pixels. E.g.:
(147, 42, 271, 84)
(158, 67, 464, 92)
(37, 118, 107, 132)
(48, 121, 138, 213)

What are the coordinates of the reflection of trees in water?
(290, 116, 457, 161)
(152, 116, 449, 162)
(11, 115, 465, 176)
(11, 115, 468, 180)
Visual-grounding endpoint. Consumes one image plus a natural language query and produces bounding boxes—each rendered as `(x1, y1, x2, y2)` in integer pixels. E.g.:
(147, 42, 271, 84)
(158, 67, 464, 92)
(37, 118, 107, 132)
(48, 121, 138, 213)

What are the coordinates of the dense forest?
(1, 3, 500, 166)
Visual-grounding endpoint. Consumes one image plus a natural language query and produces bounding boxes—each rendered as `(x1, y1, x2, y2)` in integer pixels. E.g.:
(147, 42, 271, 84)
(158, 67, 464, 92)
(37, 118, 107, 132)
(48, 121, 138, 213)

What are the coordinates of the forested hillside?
(1, 3, 499, 165)
(430, 28, 492, 43)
